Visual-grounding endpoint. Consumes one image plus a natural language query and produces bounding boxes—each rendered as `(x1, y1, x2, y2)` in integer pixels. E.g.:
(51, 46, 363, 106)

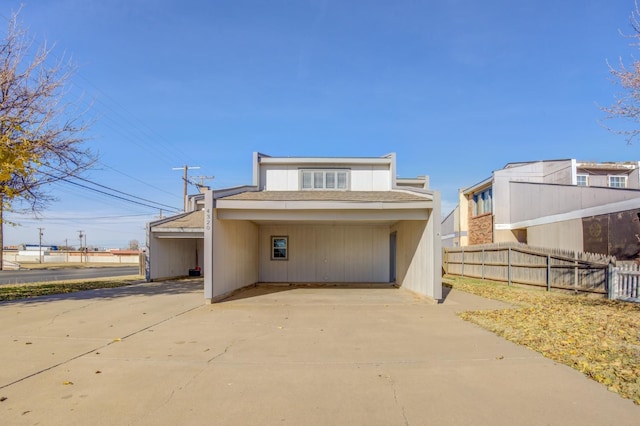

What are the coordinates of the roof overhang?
(152, 231, 204, 239)
(149, 210, 204, 238)
(216, 207, 430, 223)
(462, 176, 492, 194)
(216, 199, 432, 210)
(215, 198, 433, 223)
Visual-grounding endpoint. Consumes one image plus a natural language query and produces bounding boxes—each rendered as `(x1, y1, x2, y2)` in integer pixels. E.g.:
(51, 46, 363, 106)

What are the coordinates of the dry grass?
(444, 275, 640, 404)
(0, 277, 142, 301)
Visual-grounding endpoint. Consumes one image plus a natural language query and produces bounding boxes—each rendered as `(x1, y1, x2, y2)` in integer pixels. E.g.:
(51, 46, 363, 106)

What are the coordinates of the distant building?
(24, 244, 58, 251)
(443, 159, 640, 260)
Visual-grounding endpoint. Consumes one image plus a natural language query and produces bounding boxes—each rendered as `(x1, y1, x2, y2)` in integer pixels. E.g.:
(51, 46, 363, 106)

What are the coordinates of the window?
(271, 236, 288, 260)
(472, 187, 492, 216)
(609, 176, 627, 188)
(576, 175, 589, 186)
(300, 169, 349, 190)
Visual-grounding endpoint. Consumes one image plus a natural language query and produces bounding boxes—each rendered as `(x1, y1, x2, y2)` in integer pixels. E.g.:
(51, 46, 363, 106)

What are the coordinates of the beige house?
(148, 152, 442, 303)
(442, 159, 640, 260)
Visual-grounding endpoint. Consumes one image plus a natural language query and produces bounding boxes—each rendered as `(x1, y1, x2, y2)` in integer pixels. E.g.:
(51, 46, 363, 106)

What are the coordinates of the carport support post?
(144, 223, 151, 281)
(204, 191, 214, 303)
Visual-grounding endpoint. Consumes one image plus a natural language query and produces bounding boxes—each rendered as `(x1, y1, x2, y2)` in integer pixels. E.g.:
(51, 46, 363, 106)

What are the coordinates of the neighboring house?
(148, 152, 442, 302)
(443, 159, 640, 260)
(441, 205, 461, 248)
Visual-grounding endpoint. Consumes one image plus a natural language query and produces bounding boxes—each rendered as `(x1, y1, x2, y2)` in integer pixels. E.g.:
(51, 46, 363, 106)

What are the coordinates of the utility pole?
(172, 165, 200, 211)
(38, 228, 44, 263)
(78, 230, 84, 263)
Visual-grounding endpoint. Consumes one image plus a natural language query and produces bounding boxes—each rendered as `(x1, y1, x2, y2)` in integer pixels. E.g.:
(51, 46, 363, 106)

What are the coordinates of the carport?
(147, 210, 204, 280)
(204, 189, 442, 302)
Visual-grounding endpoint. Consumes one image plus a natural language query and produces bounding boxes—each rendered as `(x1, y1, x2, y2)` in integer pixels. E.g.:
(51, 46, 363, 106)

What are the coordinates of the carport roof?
(219, 190, 431, 202)
(151, 210, 204, 232)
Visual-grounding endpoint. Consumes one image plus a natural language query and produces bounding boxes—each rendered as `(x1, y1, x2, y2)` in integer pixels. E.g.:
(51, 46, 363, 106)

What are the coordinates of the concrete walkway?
(0, 281, 637, 425)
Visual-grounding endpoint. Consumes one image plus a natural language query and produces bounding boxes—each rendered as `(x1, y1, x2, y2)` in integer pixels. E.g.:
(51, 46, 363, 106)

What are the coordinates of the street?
(0, 266, 140, 285)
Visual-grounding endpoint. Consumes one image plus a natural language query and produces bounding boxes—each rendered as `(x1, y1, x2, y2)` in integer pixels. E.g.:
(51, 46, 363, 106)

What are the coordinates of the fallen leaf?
(63, 381, 73, 385)
(446, 275, 640, 405)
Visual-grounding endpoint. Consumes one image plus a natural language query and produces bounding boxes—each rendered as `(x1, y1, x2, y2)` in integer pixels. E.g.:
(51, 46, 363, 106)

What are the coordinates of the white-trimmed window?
(472, 187, 492, 216)
(271, 236, 288, 260)
(609, 175, 627, 188)
(576, 174, 589, 186)
(300, 169, 349, 190)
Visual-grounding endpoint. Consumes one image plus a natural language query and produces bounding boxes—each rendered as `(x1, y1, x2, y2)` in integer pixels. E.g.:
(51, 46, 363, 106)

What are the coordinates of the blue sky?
(2, 0, 639, 248)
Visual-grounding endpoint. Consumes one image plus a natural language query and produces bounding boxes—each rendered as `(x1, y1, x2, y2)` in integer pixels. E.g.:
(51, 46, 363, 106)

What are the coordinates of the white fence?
(611, 264, 640, 302)
(3, 251, 140, 265)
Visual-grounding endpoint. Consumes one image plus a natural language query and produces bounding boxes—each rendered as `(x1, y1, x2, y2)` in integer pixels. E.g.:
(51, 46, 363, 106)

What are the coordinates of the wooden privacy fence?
(443, 243, 615, 296)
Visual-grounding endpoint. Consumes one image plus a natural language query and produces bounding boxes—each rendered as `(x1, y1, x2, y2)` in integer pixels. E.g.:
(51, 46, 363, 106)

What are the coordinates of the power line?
(58, 178, 181, 212)
(38, 169, 181, 212)
(68, 174, 179, 211)
(71, 73, 202, 167)
(9, 213, 151, 221)
(0, 13, 198, 217)
(97, 162, 177, 197)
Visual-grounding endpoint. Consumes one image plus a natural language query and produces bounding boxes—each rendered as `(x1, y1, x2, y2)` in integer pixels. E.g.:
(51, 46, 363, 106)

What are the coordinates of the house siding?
(150, 238, 201, 279)
(211, 218, 260, 298)
(260, 164, 391, 191)
(258, 224, 389, 282)
(526, 219, 583, 252)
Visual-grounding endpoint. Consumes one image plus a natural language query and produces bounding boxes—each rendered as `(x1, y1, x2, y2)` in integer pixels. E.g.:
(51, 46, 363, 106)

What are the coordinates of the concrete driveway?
(0, 280, 637, 425)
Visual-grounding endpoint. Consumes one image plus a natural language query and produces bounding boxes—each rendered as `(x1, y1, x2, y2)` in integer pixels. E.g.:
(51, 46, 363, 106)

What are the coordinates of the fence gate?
(612, 264, 640, 302)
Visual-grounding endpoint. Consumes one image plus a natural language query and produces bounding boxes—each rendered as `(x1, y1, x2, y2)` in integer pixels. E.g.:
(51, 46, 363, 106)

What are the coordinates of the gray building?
(443, 159, 640, 260)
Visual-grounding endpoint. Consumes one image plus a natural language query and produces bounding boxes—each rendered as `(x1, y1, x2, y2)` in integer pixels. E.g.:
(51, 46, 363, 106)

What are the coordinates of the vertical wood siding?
(212, 219, 260, 297)
(259, 224, 389, 282)
(150, 238, 200, 279)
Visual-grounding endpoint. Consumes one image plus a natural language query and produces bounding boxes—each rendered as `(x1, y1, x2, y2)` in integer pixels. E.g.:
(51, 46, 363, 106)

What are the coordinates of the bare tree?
(0, 10, 94, 269)
(603, 1, 640, 143)
(128, 239, 140, 250)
